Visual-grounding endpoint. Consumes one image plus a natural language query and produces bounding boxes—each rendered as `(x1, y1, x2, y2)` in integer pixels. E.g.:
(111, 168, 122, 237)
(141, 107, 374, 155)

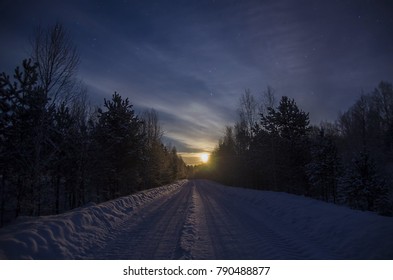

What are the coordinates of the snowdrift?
(0, 180, 186, 259)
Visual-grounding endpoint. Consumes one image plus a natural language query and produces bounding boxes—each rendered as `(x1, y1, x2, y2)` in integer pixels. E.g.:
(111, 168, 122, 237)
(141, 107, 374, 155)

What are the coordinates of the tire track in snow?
(211, 183, 338, 259)
(177, 182, 215, 259)
(195, 180, 333, 259)
(197, 185, 246, 259)
(85, 183, 193, 259)
(195, 181, 295, 259)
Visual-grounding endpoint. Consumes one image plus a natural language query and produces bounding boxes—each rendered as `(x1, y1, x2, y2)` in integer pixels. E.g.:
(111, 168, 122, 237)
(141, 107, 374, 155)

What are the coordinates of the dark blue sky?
(1, 0, 393, 162)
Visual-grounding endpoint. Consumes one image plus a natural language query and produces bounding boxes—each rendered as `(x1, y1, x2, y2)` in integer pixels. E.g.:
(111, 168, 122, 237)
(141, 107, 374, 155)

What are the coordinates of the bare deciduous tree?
(260, 85, 276, 115)
(31, 23, 80, 104)
(238, 89, 258, 139)
(142, 109, 163, 147)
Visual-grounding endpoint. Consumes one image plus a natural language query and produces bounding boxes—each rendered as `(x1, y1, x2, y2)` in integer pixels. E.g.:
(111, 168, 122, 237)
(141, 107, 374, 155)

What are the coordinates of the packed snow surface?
(0, 179, 392, 259)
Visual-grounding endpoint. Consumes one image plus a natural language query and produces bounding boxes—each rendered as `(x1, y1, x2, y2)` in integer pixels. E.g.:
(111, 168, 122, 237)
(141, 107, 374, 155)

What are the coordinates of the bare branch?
(31, 23, 80, 105)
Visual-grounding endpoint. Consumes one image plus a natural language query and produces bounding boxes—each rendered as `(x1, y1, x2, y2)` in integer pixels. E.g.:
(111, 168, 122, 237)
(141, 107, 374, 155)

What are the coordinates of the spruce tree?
(340, 152, 390, 214)
(306, 129, 341, 203)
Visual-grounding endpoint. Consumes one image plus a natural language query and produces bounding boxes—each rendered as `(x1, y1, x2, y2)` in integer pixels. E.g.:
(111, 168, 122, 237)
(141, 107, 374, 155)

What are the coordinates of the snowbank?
(0, 180, 186, 259)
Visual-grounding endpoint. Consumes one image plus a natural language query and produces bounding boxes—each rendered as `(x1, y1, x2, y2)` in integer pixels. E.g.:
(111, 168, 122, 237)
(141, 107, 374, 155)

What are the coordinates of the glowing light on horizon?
(200, 153, 209, 163)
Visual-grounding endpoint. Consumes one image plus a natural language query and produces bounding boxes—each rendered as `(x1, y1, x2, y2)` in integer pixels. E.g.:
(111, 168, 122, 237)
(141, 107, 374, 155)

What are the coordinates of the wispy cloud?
(1, 0, 392, 152)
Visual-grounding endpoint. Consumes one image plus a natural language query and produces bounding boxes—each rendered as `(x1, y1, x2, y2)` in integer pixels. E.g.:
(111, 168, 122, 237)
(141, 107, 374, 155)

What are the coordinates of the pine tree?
(92, 92, 144, 200)
(0, 67, 15, 225)
(260, 96, 311, 194)
(0, 59, 56, 218)
(261, 96, 310, 141)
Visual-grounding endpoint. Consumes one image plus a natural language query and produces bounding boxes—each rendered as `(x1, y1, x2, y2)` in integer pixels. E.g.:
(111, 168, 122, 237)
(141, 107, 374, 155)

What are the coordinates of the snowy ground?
(0, 179, 392, 259)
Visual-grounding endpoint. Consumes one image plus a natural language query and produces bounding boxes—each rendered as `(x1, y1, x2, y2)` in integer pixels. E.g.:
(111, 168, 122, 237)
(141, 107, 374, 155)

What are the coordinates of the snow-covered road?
(1, 179, 392, 259)
(84, 180, 393, 259)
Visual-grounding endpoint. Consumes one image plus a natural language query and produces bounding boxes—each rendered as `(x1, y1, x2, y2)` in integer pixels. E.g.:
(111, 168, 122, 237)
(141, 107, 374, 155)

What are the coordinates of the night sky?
(1, 0, 393, 164)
